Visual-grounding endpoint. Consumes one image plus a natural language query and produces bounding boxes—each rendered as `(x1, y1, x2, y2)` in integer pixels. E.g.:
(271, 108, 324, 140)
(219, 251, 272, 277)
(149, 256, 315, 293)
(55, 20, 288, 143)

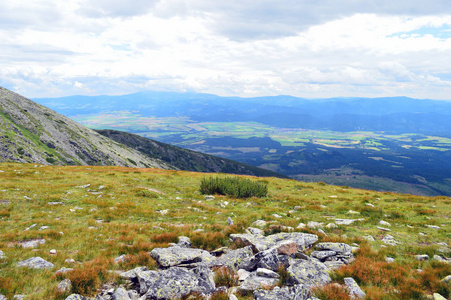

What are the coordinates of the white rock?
(426, 225, 441, 230)
(379, 220, 391, 227)
(348, 210, 360, 215)
(227, 217, 234, 225)
(326, 223, 338, 229)
(296, 223, 306, 229)
(237, 269, 251, 281)
(273, 214, 282, 219)
(377, 227, 391, 232)
(363, 235, 375, 242)
(365, 203, 375, 207)
(252, 220, 267, 228)
(256, 268, 280, 279)
(50, 249, 57, 254)
(307, 221, 323, 229)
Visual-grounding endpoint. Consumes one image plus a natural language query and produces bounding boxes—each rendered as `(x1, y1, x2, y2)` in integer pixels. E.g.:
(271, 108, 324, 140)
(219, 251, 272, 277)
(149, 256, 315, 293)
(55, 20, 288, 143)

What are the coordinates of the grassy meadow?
(0, 163, 450, 299)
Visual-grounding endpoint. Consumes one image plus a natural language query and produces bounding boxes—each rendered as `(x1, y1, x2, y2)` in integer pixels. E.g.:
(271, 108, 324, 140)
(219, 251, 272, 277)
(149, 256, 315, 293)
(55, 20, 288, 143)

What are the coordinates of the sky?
(1, 0, 451, 99)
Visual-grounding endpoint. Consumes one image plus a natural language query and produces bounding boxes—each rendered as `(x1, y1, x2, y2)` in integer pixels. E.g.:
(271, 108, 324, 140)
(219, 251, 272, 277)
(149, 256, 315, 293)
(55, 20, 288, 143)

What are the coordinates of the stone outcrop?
(229, 232, 318, 252)
(17, 257, 54, 269)
(150, 246, 214, 267)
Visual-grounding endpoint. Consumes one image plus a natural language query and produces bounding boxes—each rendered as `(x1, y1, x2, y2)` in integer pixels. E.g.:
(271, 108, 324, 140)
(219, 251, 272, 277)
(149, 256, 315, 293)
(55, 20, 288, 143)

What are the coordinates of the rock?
(65, 258, 76, 264)
(114, 254, 127, 264)
(140, 265, 215, 299)
(317, 229, 326, 235)
(348, 210, 360, 215)
(433, 293, 447, 300)
(229, 232, 318, 253)
(57, 279, 72, 294)
(239, 273, 279, 292)
(415, 254, 429, 261)
(365, 203, 375, 207)
(65, 295, 85, 300)
(245, 227, 265, 236)
(315, 243, 352, 254)
(326, 223, 338, 229)
(48, 201, 63, 205)
(276, 240, 298, 256)
(13, 296, 24, 300)
(150, 246, 214, 267)
(256, 268, 280, 279)
(119, 266, 149, 281)
(386, 257, 395, 263)
(111, 288, 131, 300)
(212, 246, 254, 270)
(379, 220, 391, 227)
(55, 267, 74, 275)
(273, 214, 282, 219)
(307, 221, 323, 229)
(254, 285, 310, 300)
(377, 227, 391, 232)
(50, 249, 57, 254)
(0, 295, 6, 300)
(253, 220, 267, 228)
(17, 257, 54, 269)
(0, 250, 6, 259)
(363, 235, 375, 242)
(227, 217, 234, 225)
(311, 250, 337, 260)
(177, 236, 191, 248)
(294, 206, 302, 211)
(229, 294, 239, 300)
(382, 235, 400, 246)
(237, 269, 251, 281)
(297, 223, 306, 229)
(426, 225, 441, 230)
(344, 277, 366, 299)
(287, 259, 331, 288)
(441, 275, 451, 285)
(20, 238, 45, 248)
(334, 219, 362, 225)
(204, 195, 215, 201)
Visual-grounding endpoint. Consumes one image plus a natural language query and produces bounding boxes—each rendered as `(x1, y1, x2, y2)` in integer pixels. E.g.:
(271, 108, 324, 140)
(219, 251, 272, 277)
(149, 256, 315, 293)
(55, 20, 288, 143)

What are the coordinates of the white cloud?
(1, 0, 451, 99)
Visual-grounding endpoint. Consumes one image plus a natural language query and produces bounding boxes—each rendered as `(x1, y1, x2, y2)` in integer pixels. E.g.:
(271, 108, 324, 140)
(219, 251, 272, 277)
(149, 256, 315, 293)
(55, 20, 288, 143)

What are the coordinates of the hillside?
(0, 87, 172, 169)
(96, 129, 287, 178)
(0, 163, 449, 299)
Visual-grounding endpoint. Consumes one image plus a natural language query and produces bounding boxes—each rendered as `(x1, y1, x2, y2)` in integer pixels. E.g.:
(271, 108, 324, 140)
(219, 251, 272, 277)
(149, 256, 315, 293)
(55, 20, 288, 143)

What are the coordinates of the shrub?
(214, 267, 238, 288)
(312, 283, 351, 300)
(67, 257, 110, 295)
(200, 176, 268, 198)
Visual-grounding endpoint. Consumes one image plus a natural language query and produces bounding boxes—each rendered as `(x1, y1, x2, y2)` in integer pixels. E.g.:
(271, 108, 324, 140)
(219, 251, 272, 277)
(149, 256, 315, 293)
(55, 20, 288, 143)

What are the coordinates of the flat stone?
(211, 246, 254, 270)
(326, 223, 338, 229)
(256, 268, 280, 279)
(363, 235, 375, 242)
(237, 269, 251, 281)
(111, 288, 132, 300)
(415, 254, 429, 261)
(276, 240, 298, 255)
(287, 259, 331, 288)
(441, 275, 451, 285)
(314, 242, 352, 254)
(307, 221, 323, 229)
(386, 257, 395, 263)
(65, 295, 85, 300)
(204, 195, 215, 201)
(245, 227, 265, 236)
(254, 285, 310, 300)
(311, 250, 337, 260)
(0, 250, 6, 259)
(344, 277, 366, 299)
(253, 220, 267, 228)
(273, 214, 282, 219)
(377, 227, 391, 232)
(230, 232, 318, 253)
(150, 246, 214, 267)
(426, 225, 441, 230)
(20, 238, 45, 248)
(382, 235, 400, 246)
(334, 219, 362, 225)
(17, 257, 54, 269)
(433, 293, 447, 300)
(55, 267, 74, 275)
(57, 279, 72, 294)
(239, 273, 279, 291)
(177, 236, 191, 248)
(379, 220, 391, 227)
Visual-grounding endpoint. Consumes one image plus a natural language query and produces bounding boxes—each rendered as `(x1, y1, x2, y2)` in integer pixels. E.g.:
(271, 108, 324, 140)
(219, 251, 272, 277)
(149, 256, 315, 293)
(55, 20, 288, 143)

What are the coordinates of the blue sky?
(1, 0, 451, 99)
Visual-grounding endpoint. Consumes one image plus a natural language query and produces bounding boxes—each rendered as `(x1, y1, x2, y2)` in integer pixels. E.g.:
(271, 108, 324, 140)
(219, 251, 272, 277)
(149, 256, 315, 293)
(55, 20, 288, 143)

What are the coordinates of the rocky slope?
(97, 129, 288, 178)
(0, 87, 171, 168)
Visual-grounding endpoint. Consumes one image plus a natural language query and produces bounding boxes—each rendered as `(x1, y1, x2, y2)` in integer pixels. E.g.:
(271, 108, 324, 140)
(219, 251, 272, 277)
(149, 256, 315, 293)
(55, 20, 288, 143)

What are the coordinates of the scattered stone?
(150, 246, 214, 267)
(65, 294, 85, 300)
(294, 206, 301, 211)
(212, 246, 254, 270)
(0, 295, 6, 300)
(415, 254, 429, 261)
(57, 279, 72, 294)
(386, 257, 395, 263)
(344, 277, 366, 299)
(317, 229, 326, 235)
(287, 259, 331, 288)
(177, 236, 191, 248)
(230, 232, 318, 253)
(348, 210, 360, 215)
(381, 235, 400, 246)
(276, 240, 298, 256)
(239, 273, 279, 292)
(50, 249, 57, 254)
(245, 227, 264, 236)
(20, 238, 46, 248)
(237, 269, 251, 281)
(377, 227, 391, 232)
(0, 250, 6, 259)
(39, 226, 50, 230)
(13, 295, 24, 300)
(256, 268, 280, 278)
(229, 294, 239, 300)
(65, 258, 76, 264)
(114, 254, 127, 264)
(204, 195, 215, 201)
(335, 219, 362, 225)
(24, 223, 37, 231)
(17, 257, 54, 269)
(48, 201, 63, 205)
(433, 293, 447, 300)
(326, 223, 338, 229)
(426, 225, 441, 230)
(379, 220, 391, 227)
(227, 217, 234, 225)
(297, 223, 306, 229)
(76, 184, 91, 189)
(273, 214, 282, 219)
(111, 288, 132, 300)
(252, 220, 267, 228)
(23, 196, 32, 200)
(363, 235, 375, 242)
(55, 267, 74, 275)
(254, 285, 310, 300)
(307, 221, 323, 229)
(365, 203, 375, 207)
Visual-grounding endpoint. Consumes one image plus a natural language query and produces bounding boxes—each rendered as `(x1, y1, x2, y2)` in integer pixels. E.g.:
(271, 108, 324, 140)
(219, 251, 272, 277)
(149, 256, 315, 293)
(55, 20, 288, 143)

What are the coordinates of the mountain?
(96, 129, 287, 178)
(0, 87, 171, 168)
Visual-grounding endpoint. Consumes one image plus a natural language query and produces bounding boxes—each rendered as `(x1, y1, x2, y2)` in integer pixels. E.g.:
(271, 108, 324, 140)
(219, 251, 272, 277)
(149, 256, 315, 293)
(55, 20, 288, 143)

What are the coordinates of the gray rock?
(415, 254, 429, 261)
(13, 296, 25, 300)
(433, 293, 447, 300)
(212, 246, 254, 270)
(229, 294, 239, 300)
(426, 225, 441, 230)
(287, 259, 331, 288)
(237, 269, 251, 281)
(111, 288, 131, 300)
(254, 285, 310, 300)
(344, 277, 366, 299)
(65, 295, 85, 300)
(442, 275, 451, 284)
(363, 235, 375, 242)
(334, 219, 361, 225)
(0, 250, 6, 259)
(230, 232, 318, 253)
(204, 195, 215, 201)
(227, 217, 234, 225)
(20, 238, 45, 248)
(55, 267, 74, 275)
(245, 227, 265, 236)
(379, 220, 391, 227)
(140, 266, 215, 299)
(386, 257, 395, 263)
(241, 248, 290, 272)
(17, 257, 54, 269)
(119, 266, 148, 281)
(307, 221, 323, 229)
(239, 273, 279, 291)
(377, 226, 391, 232)
(114, 254, 127, 264)
(0, 295, 7, 300)
(311, 250, 337, 260)
(256, 268, 280, 279)
(326, 223, 338, 229)
(315, 243, 352, 254)
(381, 235, 400, 246)
(57, 279, 72, 294)
(150, 246, 214, 267)
(253, 220, 267, 228)
(177, 236, 191, 248)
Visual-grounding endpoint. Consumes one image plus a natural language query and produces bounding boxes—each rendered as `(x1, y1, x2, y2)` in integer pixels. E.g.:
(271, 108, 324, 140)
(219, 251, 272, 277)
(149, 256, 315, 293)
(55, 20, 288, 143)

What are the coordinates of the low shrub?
(312, 283, 351, 300)
(67, 257, 111, 295)
(214, 267, 238, 288)
(200, 176, 268, 198)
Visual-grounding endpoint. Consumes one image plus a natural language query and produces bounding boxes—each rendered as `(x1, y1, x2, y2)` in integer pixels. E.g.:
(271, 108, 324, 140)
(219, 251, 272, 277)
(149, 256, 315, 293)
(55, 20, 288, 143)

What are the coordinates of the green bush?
(200, 176, 268, 198)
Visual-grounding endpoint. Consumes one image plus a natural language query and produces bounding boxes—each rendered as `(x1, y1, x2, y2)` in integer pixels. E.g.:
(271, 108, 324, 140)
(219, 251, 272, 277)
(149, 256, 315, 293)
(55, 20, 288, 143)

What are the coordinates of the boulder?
(433, 293, 447, 300)
(65, 295, 85, 300)
(442, 275, 451, 285)
(150, 246, 214, 267)
(245, 227, 265, 236)
(177, 236, 191, 248)
(256, 268, 280, 279)
(230, 232, 317, 253)
(315, 243, 352, 254)
(287, 259, 331, 288)
(252, 220, 267, 228)
(344, 277, 366, 299)
(254, 285, 310, 300)
(111, 288, 132, 300)
(19, 238, 46, 248)
(17, 257, 54, 269)
(239, 273, 279, 292)
(57, 279, 72, 294)
(241, 248, 290, 272)
(211, 246, 254, 270)
(140, 265, 215, 299)
(237, 269, 251, 281)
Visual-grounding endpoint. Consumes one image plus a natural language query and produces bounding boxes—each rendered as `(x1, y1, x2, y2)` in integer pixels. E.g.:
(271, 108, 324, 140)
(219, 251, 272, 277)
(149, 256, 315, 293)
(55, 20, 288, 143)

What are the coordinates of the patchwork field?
(0, 163, 450, 299)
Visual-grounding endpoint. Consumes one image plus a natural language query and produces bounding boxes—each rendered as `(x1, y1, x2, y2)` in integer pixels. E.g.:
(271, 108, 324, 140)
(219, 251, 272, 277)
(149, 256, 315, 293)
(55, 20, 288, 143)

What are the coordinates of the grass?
(0, 163, 449, 299)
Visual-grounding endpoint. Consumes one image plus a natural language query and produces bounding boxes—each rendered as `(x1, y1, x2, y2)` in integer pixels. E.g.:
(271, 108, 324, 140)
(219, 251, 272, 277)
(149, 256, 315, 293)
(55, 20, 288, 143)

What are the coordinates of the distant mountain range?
(0, 87, 284, 178)
(35, 91, 451, 136)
